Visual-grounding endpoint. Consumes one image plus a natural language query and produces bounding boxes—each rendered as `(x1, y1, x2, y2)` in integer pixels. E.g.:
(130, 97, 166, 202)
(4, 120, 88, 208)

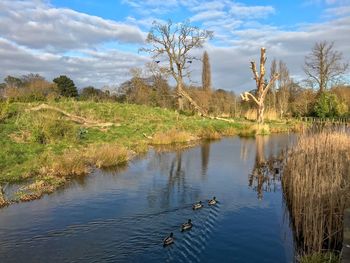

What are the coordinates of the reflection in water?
(146, 150, 201, 210)
(248, 136, 283, 200)
(200, 142, 210, 177)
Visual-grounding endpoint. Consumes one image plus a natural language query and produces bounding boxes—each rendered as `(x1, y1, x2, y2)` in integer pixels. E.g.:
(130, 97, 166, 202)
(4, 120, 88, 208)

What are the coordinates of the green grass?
(0, 100, 297, 202)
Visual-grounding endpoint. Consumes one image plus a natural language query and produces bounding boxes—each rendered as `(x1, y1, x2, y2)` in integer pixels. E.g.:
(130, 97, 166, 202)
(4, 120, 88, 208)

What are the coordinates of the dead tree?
(241, 48, 279, 124)
(141, 20, 212, 115)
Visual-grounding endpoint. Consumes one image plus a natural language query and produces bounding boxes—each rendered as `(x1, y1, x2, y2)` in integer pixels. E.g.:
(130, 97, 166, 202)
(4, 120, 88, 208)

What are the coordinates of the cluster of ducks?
(163, 196, 218, 247)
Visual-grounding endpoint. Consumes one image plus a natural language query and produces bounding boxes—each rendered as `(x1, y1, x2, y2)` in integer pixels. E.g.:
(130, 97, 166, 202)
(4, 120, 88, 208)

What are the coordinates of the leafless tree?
(276, 60, 291, 118)
(304, 41, 348, 93)
(141, 20, 213, 114)
(269, 59, 277, 111)
(241, 48, 279, 124)
(202, 51, 212, 92)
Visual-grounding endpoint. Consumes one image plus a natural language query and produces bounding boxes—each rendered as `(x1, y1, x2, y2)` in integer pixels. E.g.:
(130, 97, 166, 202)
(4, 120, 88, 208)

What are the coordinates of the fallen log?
(27, 104, 119, 128)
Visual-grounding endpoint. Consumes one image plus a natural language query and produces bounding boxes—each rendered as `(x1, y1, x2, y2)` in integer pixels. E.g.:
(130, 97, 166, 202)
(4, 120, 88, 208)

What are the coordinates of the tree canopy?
(53, 75, 78, 98)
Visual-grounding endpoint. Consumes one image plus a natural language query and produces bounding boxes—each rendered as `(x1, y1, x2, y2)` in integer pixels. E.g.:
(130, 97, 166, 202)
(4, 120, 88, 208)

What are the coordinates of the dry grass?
(221, 127, 237, 136)
(18, 175, 66, 202)
(0, 191, 8, 207)
(282, 130, 350, 255)
(151, 129, 197, 145)
(199, 128, 222, 140)
(87, 144, 129, 168)
(244, 108, 279, 121)
(44, 150, 89, 177)
(238, 124, 271, 137)
(252, 124, 270, 135)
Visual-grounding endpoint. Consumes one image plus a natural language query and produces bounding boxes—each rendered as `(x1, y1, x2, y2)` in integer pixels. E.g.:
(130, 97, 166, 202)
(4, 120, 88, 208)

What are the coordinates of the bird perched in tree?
(187, 60, 192, 63)
(155, 60, 160, 63)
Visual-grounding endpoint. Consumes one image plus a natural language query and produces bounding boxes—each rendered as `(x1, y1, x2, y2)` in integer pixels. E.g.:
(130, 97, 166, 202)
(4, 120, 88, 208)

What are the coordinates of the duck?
(181, 219, 193, 232)
(208, 196, 217, 206)
(192, 201, 203, 210)
(163, 232, 174, 247)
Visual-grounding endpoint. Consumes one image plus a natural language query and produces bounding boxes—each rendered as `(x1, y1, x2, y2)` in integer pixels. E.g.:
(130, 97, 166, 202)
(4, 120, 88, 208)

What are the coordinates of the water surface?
(0, 135, 295, 262)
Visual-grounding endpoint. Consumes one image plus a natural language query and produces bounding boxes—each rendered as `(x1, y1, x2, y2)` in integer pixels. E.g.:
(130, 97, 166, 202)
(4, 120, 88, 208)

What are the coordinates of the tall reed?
(282, 130, 350, 255)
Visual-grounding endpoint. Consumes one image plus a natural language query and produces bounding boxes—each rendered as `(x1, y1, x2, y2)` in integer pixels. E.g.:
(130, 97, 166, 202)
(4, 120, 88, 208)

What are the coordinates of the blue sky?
(0, 0, 349, 91)
(51, 0, 326, 27)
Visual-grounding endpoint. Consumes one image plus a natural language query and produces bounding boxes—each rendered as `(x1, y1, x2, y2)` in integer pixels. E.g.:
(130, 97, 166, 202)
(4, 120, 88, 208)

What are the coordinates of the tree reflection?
(248, 136, 282, 199)
(147, 148, 201, 209)
(201, 142, 210, 178)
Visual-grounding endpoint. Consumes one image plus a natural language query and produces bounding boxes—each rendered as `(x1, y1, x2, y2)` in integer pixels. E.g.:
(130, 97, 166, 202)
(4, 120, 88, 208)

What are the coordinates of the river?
(0, 134, 295, 262)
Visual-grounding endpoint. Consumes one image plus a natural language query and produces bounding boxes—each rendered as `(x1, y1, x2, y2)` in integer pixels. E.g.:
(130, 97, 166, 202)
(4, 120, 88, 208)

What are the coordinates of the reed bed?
(282, 130, 350, 256)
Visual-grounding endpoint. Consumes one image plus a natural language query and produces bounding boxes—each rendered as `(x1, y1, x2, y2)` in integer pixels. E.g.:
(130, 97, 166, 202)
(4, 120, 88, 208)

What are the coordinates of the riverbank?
(0, 100, 301, 207)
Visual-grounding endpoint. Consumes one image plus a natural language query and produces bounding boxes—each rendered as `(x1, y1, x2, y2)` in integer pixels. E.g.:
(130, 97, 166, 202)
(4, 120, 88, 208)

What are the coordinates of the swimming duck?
(208, 196, 217, 206)
(163, 232, 174, 247)
(192, 201, 203, 210)
(181, 219, 193, 232)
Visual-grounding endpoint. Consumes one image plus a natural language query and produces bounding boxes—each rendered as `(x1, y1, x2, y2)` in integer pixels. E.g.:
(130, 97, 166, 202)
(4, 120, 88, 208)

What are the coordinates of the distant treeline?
(0, 72, 349, 118)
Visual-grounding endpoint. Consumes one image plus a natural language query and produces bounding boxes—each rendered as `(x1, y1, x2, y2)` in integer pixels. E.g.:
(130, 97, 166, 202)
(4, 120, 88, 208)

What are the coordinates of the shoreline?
(0, 101, 302, 208)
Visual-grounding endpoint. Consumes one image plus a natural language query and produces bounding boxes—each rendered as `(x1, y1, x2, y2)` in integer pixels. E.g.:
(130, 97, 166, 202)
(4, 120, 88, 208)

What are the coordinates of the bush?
(314, 92, 343, 118)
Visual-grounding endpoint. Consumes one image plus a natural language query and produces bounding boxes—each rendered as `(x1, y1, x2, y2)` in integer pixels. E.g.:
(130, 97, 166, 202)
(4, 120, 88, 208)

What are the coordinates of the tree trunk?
(176, 80, 184, 111)
(257, 103, 264, 124)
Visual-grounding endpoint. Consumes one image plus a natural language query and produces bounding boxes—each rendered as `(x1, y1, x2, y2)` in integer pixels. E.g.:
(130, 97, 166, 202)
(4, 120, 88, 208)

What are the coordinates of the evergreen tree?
(53, 75, 78, 97)
(202, 51, 212, 91)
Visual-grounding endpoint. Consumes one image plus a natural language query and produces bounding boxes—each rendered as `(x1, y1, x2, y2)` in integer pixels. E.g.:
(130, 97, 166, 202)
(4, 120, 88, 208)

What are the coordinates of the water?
(0, 135, 295, 262)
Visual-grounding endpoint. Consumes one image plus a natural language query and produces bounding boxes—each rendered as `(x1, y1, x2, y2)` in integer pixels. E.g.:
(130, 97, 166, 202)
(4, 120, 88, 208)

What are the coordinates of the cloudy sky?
(0, 0, 349, 92)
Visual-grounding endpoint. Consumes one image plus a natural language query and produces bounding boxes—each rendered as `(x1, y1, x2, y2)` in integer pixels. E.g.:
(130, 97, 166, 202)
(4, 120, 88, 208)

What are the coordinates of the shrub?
(314, 92, 343, 118)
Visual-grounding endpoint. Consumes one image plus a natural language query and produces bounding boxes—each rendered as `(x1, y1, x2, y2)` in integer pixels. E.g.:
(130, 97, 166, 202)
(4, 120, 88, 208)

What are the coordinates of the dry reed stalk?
(282, 130, 350, 254)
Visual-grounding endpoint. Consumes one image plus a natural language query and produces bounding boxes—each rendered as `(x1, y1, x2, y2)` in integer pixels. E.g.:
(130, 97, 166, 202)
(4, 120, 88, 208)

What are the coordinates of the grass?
(282, 130, 350, 255)
(87, 144, 129, 168)
(0, 100, 298, 205)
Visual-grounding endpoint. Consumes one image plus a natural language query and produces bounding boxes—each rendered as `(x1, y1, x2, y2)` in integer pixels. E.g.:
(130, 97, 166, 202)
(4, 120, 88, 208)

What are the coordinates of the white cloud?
(324, 5, 350, 16)
(0, 38, 149, 88)
(191, 10, 227, 22)
(0, 0, 349, 93)
(229, 4, 275, 18)
(0, 0, 144, 52)
(185, 16, 350, 92)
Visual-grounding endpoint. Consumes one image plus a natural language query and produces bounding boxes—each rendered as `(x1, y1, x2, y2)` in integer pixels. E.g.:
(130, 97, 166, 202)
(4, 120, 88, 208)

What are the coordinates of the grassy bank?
(282, 130, 350, 261)
(0, 100, 299, 206)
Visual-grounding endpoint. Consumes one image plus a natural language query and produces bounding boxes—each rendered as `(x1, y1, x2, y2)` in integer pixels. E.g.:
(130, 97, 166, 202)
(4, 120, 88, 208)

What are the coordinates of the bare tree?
(202, 51, 212, 92)
(269, 59, 277, 111)
(141, 20, 213, 114)
(241, 48, 279, 124)
(304, 41, 348, 93)
(276, 60, 291, 118)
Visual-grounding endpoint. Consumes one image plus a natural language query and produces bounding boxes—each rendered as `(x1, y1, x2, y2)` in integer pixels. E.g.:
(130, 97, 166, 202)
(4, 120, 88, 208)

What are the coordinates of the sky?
(0, 0, 349, 92)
